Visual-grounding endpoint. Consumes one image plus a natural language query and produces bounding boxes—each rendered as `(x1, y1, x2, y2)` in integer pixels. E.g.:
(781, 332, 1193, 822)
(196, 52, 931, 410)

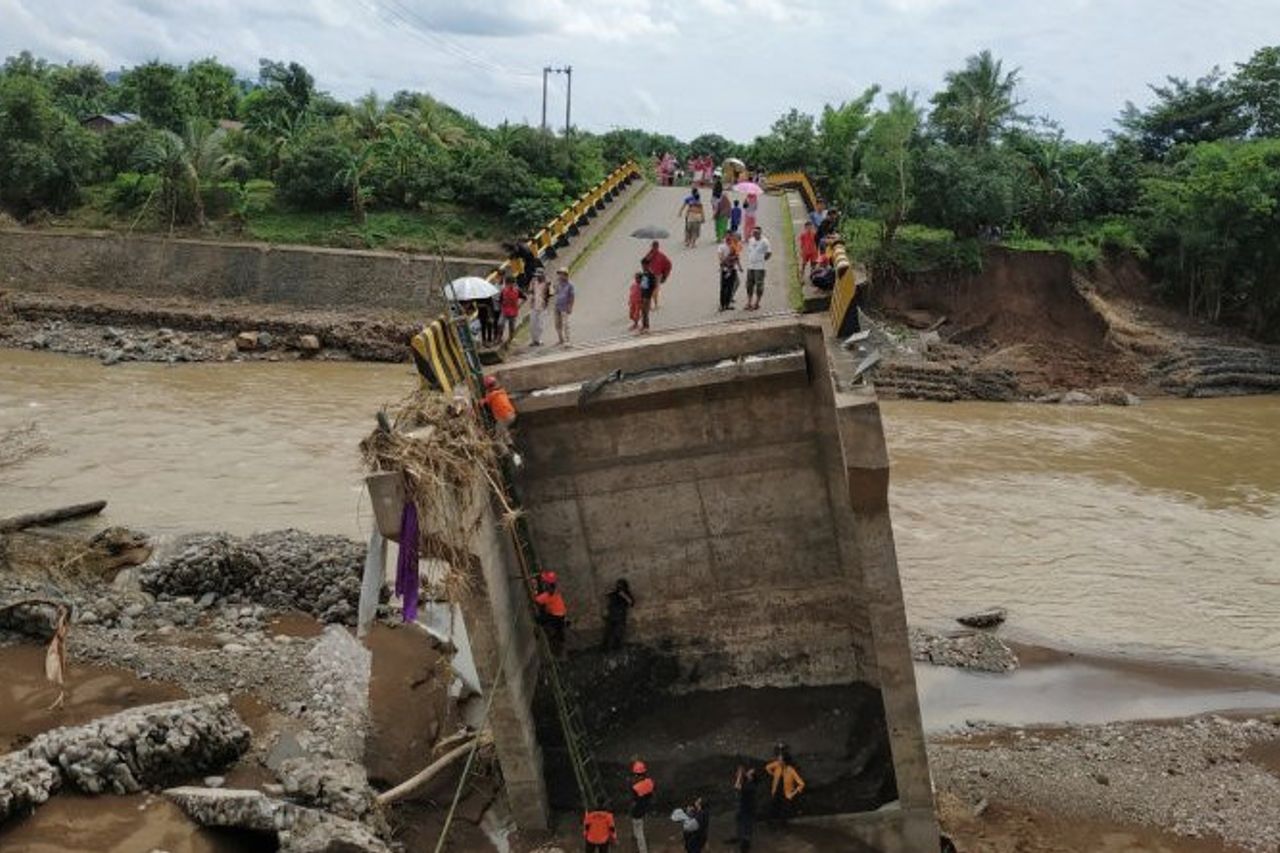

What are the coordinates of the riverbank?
(866, 249, 1280, 402)
(932, 711, 1280, 852)
(3, 517, 1279, 852)
(1, 287, 414, 363)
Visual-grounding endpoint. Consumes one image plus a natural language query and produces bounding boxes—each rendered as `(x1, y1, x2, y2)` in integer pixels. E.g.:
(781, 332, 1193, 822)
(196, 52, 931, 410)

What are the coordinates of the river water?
(4, 350, 1278, 677)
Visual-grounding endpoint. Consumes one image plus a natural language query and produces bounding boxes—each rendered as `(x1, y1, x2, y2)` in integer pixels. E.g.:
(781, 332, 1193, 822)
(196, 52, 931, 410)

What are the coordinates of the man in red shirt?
(498, 275, 524, 344)
(642, 241, 672, 309)
(583, 798, 617, 852)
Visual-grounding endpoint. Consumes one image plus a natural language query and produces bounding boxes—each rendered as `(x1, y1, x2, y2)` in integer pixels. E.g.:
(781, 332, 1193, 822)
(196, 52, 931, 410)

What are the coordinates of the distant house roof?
(82, 112, 141, 127)
(217, 119, 244, 131)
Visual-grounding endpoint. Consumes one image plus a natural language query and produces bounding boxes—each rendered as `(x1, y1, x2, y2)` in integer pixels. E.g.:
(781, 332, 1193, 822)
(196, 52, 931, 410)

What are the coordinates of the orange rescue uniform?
(484, 388, 516, 424)
(534, 590, 567, 617)
(583, 809, 617, 844)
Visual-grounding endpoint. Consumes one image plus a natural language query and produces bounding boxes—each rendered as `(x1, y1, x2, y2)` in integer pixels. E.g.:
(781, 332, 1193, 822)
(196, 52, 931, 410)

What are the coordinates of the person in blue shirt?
(729, 200, 743, 236)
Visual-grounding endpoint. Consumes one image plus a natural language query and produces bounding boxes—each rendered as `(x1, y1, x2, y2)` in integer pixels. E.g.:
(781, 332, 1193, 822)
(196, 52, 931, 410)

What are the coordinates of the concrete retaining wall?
(0, 229, 494, 315)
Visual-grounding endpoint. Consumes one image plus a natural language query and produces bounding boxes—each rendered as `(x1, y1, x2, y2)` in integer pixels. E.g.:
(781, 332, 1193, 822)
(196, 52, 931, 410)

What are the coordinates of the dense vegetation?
(738, 47, 1280, 340)
(2, 46, 1279, 337)
(0, 52, 618, 252)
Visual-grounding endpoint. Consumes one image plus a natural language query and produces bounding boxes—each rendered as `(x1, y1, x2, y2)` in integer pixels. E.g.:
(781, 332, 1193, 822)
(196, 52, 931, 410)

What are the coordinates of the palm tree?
(344, 91, 387, 142)
(929, 50, 1024, 147)
(335, 142, 375, 224)
(134, 122, 245, 229)
(372, 122, 428, 207)
(413, 99, 469, 150)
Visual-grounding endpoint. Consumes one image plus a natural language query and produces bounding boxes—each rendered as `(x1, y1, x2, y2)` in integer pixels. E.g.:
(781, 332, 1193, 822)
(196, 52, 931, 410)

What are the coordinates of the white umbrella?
(444, 276, 499, 301)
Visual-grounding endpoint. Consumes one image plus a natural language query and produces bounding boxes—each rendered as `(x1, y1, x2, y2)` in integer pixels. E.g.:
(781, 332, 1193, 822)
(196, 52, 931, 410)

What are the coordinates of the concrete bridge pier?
(458, 316, 935, 850)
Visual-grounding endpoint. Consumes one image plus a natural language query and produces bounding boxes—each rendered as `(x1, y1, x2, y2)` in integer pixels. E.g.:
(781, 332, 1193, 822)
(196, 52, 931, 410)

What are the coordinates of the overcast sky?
(2, 0, 1278, 141)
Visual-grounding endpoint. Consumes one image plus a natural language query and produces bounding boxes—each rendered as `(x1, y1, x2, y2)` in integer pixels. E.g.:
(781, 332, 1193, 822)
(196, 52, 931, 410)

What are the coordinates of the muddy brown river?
(4, 349, 1278, 676)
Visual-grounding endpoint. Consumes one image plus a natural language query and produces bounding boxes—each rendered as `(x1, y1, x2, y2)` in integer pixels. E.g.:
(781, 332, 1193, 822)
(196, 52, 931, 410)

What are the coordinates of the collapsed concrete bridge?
(455, 315, 936, 851)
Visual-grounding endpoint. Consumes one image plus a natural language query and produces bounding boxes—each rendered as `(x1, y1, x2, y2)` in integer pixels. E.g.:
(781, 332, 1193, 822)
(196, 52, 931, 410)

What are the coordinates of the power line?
(370, 0, 541, 82)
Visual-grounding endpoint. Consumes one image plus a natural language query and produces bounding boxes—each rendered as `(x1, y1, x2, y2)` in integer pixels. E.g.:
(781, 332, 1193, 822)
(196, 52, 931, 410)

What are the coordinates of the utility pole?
(541, 66, 551, 132)
(540, 66, 573, 136)
(564, 65, 572, 136)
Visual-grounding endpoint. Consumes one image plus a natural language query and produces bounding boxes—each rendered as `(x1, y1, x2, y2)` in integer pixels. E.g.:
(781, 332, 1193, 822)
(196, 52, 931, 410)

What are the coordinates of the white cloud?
(2, 0, 1279, 141)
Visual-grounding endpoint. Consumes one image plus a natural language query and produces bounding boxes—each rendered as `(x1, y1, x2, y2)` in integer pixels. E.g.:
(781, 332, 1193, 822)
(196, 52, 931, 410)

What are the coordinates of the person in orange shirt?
(764, 742, 804, 824)
(482, 375, 517, 438)
(533, 577, 568, 656)
(583, 798, 617, 852)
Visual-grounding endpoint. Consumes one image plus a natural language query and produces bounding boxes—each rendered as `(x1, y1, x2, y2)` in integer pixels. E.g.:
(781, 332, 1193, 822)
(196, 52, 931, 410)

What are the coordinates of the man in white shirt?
(743, 226, 772, 311)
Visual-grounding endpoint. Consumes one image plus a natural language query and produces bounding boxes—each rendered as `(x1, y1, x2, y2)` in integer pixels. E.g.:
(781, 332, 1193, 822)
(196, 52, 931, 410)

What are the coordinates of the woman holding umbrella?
(735, 180, 763, 240)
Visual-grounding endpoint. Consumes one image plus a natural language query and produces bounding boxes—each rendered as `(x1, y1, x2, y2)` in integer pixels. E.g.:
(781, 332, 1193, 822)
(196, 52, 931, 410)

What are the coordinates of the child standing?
(628, 273, 643, 330)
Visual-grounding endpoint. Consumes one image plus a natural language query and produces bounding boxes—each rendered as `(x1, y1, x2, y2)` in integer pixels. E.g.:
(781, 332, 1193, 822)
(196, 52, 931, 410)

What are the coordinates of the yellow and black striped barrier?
(410, 315, 471, 394)
(826, 240, 860, 337)
(763, 171, 820, 212)
(486, 160, 641, 285)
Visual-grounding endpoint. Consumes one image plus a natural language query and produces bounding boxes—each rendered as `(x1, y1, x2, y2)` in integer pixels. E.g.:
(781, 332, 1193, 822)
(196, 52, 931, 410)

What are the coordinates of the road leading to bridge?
(522, 183, 792, 350)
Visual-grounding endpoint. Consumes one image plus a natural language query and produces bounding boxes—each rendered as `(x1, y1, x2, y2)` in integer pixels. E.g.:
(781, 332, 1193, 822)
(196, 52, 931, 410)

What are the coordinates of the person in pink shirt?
(743, 193, 759, 238)
(628, 273, 643, 330)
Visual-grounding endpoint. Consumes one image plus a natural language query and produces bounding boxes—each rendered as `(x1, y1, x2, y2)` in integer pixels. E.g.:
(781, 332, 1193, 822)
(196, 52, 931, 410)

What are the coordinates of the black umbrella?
(630, 226, 671, 240)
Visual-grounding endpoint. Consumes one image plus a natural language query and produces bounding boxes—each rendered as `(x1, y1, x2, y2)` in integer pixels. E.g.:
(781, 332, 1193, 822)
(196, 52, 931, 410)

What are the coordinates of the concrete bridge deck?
(511, 183, 794, 350)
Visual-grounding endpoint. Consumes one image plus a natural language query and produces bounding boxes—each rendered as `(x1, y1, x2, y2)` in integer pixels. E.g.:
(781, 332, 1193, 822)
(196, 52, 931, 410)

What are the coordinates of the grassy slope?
(47, 188, 510, 258)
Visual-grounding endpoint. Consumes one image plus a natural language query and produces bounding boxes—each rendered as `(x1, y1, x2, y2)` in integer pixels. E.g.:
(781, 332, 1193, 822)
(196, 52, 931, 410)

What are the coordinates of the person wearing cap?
(533, 576, 568, 657)
(535, 569, 558, 595)
(528, 268, 550, 347)
(482, 375, 517, 439)
(583, 797, 617, 852)
(554, 268, 575, 345)
(629, 759, 655, 853)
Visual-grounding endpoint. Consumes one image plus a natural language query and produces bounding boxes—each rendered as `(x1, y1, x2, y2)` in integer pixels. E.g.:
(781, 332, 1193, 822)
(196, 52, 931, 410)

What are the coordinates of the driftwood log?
(0, 501, 106, 534)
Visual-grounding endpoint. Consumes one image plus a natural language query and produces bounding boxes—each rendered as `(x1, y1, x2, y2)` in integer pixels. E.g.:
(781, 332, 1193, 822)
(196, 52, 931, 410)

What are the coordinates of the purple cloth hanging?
(394, 501, 420, 623)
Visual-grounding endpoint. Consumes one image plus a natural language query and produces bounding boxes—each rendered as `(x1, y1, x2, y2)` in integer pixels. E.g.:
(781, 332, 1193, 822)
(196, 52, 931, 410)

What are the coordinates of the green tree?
(275, 125, 349, 209)
(862, 91, 920, 245)
(47, 62, 110, 118)
(688, 133, 738, 163)
(750, 108, 818, 173)
(183, 58, 239, 123)
(115, 60, 194, 132)
(0, 75, 102, 214)
(1118, 69, 1248, 159)
(912, 143, 1020, 236)
(1233, 45, 1280, 137)
(133, 122, 243, 227)
(257, 59, 314, 119)
(928, 50, 1024, 147)
(816, 87, 879, 205)
(335, 142, 374, 223)
(1137, 140, 1280, 336)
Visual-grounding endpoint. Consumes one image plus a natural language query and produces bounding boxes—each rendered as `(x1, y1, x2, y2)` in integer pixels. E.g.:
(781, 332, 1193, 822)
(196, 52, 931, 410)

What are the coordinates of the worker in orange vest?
(583, 797, 617, 852)
(482, 375, 517, 439)
(533, 577, 568, 656)
(629, 759, 655, 853)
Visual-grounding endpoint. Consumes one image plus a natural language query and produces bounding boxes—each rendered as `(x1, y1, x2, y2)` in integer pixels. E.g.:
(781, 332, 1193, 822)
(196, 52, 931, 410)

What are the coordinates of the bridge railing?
(764, 171, 859, 335)
(486, 160, 642, 284)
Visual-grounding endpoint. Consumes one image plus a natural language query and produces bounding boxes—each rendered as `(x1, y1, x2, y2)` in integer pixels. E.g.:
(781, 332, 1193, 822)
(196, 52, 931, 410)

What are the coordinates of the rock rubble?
(0, 695, 248, 822)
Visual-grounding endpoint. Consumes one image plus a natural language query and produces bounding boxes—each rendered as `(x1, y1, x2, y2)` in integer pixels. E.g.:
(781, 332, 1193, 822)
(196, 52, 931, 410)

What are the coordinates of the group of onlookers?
(470, 265, 576, 348)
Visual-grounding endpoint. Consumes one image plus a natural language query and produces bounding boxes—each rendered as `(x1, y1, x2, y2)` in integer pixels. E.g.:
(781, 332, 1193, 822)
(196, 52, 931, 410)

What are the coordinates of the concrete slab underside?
(484, 318, 936, 850)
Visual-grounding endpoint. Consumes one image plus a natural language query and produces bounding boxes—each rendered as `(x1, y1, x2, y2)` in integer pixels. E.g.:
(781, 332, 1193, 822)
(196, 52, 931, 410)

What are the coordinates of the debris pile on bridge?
(360, 387, 512, 597)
